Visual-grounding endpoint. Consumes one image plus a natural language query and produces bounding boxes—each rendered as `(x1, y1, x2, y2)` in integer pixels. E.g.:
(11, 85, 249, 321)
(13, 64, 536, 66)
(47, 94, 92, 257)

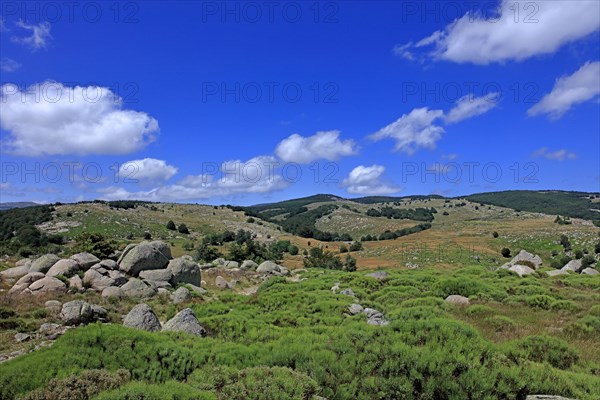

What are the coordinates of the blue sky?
(0, 0, 599, 205)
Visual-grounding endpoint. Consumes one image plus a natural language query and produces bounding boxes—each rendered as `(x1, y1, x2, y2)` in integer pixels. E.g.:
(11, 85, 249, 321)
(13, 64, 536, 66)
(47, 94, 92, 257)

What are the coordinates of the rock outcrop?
(162, 308, 207, 336)
(118, 241, 172, 276)
(123, 304, 161, 332)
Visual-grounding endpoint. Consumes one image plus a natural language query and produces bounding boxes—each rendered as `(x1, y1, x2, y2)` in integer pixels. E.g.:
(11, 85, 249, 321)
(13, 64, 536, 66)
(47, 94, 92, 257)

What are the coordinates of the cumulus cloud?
(528, 61, 600, 119)
(444, 93, 499, 123)
(275, 130, 357, 164)
(395, 0, 600, 65)
(342, 164, 400, 195)
(119, 158, 178, 183)
(98, 156, 289, 201)
(0, 58, 21, 72)
(371, 94, 497, 154)
(11, 21, 52, 50)
(0, 82, 159, 156)
(532, 147, 577, 161)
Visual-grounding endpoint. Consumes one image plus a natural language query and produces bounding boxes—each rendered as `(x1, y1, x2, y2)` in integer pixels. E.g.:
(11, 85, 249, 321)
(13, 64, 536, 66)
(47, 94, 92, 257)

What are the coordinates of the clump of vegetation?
(166, 220, 176, 230)
(303, 247, 342, 270)
(505, 335, 579, 370)
(178, 223, 190, 234)
(71, 233, 117, 259)
(501, 247, 511, 258)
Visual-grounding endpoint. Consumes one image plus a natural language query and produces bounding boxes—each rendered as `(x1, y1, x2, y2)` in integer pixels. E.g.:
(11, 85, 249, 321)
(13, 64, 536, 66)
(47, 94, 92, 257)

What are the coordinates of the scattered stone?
(46, 259, 79, 277)
(340, 288, 356, 297)
(212, 258, 226, 267)
(405, 262, 420, 270)
(546, 269, 569, 277)
(508, 264, 536, 277)
(331, 283, 340, 293)
(0, 265, 31, 281)
(215, 275, 232, 290)
(121, 278, 158, 298)
(39, 323, 65, 337)
(223, 260, 239, 269)
(70, 252, 100, 270)
(28, 276, 67, 295)
(90, 304, 108, 320)
(445, 295, 470, 306)
(241, 260, 259, 270)
(60, 300, 93, 325)
(581, 268, 599, 276)
(257, 261, 282, 274)
(365, 271, 388, 280)
(44, 300, 62, 314)
(172, 287, 192, 304)
(187, 284, 207, 295)
(363, 308, 389, 326)
(512, 250, 543, 269)
(8, 272, 45, 294)
(83, 264, 128, 291)
(29, 254, 61, 274)
(348, 303, 364, 315)
(140, 269, 173, 282)
(162, 308, 207, 336)
(102, 286, 124, 299)
(98, 259, 118, 270)
(167, 258, 201, 286)
(69, 275, 84, 292)
(561, 260, 582, 273)
(123, 304, 161, 332)
(118, 241, 172, 276)
(14, 333, 31, 343)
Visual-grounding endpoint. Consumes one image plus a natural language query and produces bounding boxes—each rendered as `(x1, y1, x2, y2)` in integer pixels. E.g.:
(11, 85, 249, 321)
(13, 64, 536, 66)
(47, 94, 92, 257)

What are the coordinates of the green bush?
(93, 381, 215, 400)
(505, 335, 579, 370)
(526, 294, 555, 310)
(433, 278, 488, 298)
(465, 305, 496, 316)
(551, 300, 580, 312)
(486, 315, 516, 333)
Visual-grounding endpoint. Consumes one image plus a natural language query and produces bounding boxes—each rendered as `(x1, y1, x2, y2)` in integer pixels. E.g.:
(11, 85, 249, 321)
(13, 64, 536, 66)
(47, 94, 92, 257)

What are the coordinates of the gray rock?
(99, 259, 118, 270)
(366, 271, 388, 280)
(39, 322, 65, 337)
(215, 275, 231, 290)
(581, 267, 599, 276)
(140, 269, 173, 282)
(16, 258, 32, 267)
(561, 259, 582, 273)
(14, 333, 31, 343)
(278, 267, 289, 276)
(187, 284, 207, 295)
(340, 288, 356, 297)
(363, 308, 389, 326)
(348, 303, 364, 315)
(118, 241, 172, 276)
(240, 260, 258, 270)
(509, 264, 536, 277)
(257, 261, 281, 274)
(83, 264, 128, 291)
(123, 304, 161, 332)
(223, 260, 239, 269)
(172, 287, 192, 304)
(28, 276, 67, 295)
(60, 300, 93, 325)
(44, 300, 62, 313)
(29, 254, 61, 273)
(546, 269, 569, 277)
(91, 304, 108, 320)
(162, 308, 207, 336)
(9, 272, 45, 294)
(212, 258, 226, 267)
(167, 258, 201, 286)
(512, 250, 543, 269)
(102, 286, 124, 299)
(69, 252, 100, 270)
(69, 275, 84, 292)
(445, 295, 470, 306)
(121, 278, 157, 298)
(0, 265, 31, 281)
(46, 259, 79, 277)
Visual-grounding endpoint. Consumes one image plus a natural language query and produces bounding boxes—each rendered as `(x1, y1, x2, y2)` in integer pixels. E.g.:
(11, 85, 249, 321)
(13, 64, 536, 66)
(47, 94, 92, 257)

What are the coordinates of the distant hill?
(0, 202, 40, 211)
(351, 195, 443, 204)
(465, 190, 600, 222)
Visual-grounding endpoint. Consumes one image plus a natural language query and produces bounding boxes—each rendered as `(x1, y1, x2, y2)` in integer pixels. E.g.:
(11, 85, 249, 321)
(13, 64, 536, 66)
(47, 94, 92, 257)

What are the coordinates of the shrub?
(465, 305, 496, 316)
(551, 300, 580, 312)
(195, 243, 222, 263)
(303, 248, 342, 270)
(93, 381, 215, 400)
(574, 250, 584, 259)
(246, 217, 255, 223)
(501, 248, 511, 258)
(505, 335, 579, 370)
(343, 254, 357, 272)
(339, 245, 348, 253)
(434, 278, 488, 298)
(349, 241, 363, 252)
(492, 231, 499, 238)
(72, 233, 117, 259)
(485, 315, 516, 333)
(166, 220, 176, 230)
(288, 245, 299, 256)
(526, 295, 555, 310)
(178, 224, 189, 234)
(143, 232, 152, 240)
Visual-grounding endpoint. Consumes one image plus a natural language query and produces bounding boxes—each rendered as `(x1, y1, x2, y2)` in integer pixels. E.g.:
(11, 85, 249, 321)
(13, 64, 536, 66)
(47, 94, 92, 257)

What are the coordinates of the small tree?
(492, 231, 499, 238)
(574, 250, 584, 259)
(581, 255, 596, 269)
(344, 254, 357, 272)
(501, 247, 511, 258)
(166, 220, 176, 230)
(349, 241, 363, 252)
(595, 241, 600, 254)
(195, 242, 222, 263)
(246, 217, 255, 223)
(339, 245, 348, 253)
(143, 232, 152, 240)
(178, 224, 190, 234)
(288, 245, 299, 256)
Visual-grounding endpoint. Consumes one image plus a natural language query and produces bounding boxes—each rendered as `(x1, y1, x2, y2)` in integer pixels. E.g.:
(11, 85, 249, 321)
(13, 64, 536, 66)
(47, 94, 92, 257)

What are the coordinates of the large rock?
(215, 276, 231, 290)
(561, 259, 582, 273)
(29, 254, 60, 273)
(581, 267, 599, 276)
(60, 301, 106, 326)
(102, 286, 124, 299)
(46, 259, 79, 277)
(83, 264, 128, 291)
(99, 259, 118, 270)
(69, 275, 84, 292)
(172, 287, 192, 304)
(167, 258, 201, 286)
(512, 250, 543, 269)
(340, 288, 356, 297)
(348, 303, 364, 315)
(8, 272, 45, 294)
(162, 308, 207, 336)
(240, 260, 258, 270)
(0, 265, 31, 281)
(121, 278, 157, 298)
(366, 271, 388, 280)
(28, 276, 67, 295)
(223, 260, 239, 269)
(118, 241, 172, 276)
(363, 308, 389, 326)
(140, 269, 172, 282)
(546, 269, 569, 277)
(70, 253, 100, 270)
(256, 261, 281, 274)
(123, 304, 161, 332)
(445, 295, 470, 306)
(509, 264, 536, 277)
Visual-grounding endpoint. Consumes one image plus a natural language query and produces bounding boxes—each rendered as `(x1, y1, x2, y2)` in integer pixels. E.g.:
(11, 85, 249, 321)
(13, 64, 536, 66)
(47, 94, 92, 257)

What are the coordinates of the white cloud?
(342, 164, 400, 195)
(528, 61, 600, 119)
(11, 21, 52, 50)
(0, 58, 20, 72)
(275, 130, 357, 164)
(370, 108, 445, 154)
(371, 94, 497, 154)
(395, 0, 600, 65)
(444, 92, 499, 123)
(98, 156, 289, 201)
(532, 147, 577, 161)
(0, 82, 159, 156)
(119, 158, 178, 183)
